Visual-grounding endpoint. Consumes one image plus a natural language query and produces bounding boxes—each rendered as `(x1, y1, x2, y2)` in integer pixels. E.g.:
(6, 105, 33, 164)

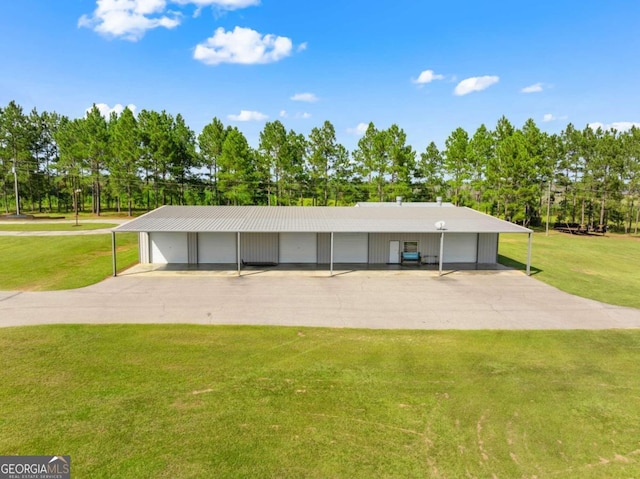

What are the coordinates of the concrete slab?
(1, 270, 639, 330)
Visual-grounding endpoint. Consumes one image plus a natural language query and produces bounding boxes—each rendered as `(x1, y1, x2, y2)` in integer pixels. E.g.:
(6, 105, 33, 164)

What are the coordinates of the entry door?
(388, 240, 400, 264)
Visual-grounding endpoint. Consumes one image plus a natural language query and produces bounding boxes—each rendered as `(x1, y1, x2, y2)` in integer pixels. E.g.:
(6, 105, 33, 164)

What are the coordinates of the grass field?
(0, 223, 117, 231)
(499, 231, 640, 309)
(0, 234, 138, 290)
(1, 325, 639, 478)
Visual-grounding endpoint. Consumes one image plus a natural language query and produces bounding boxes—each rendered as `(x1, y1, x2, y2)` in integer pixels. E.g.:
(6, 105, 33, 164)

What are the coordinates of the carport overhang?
(111, 206, 533, 277)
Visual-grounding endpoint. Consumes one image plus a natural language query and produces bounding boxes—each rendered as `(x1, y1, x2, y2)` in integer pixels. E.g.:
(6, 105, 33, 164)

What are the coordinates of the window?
(403, 241, 418, 253)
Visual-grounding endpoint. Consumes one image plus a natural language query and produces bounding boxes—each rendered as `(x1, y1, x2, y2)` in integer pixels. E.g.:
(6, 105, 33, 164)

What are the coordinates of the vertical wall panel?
(477, 233, 498, 264)
(187, 233, 198, 264)
(139, 232, 150, 263)
(422, 234, 441, 264)
(317, 233, 331, 264)
(240, 233, 278, 263)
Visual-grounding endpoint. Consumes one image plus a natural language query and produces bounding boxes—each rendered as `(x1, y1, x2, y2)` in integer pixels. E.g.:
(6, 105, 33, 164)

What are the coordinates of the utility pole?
(545, 179, 551, 236)
(13, 160, 20, 216)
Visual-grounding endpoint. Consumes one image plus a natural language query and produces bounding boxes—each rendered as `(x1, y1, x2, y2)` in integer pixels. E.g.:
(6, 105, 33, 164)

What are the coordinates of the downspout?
(438, 231, 444, 276)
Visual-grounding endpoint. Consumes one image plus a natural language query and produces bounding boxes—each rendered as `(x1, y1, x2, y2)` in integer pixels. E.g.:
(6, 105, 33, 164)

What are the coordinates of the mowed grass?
(0, 234, 138, 290)
(0, 223, 117, 231)
(499, 232, 640, 309)
(1, 325, 639, 478)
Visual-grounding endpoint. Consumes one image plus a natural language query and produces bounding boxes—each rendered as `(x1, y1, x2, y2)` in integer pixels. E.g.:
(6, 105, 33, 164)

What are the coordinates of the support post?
(526, 232, 532, 276)
(330, 232, 334, 277)
(438, 231, 444, 276)
(237, 232, 241, 277)
(112, 231, 117, 277)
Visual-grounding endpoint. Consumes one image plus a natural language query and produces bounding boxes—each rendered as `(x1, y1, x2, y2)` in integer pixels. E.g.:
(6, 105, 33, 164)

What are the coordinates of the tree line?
(1, 100, 639, 231)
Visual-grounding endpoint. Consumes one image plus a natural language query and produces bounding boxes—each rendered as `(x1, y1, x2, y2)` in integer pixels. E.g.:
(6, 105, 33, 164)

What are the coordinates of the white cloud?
(412, 69, 444, 85)
(297, 42, 308, 52)
(280, 110, 310, 119)
(521, 82, 544, 93)
(78, 0, 181, 41)
(588, 121, 640, 132)
(347, 123, 368, 136)
(227, 110, 268, 121)
(79, 0, 260, 41)
(194, 26, 293, 65)
(543, 113, 568, 122)
(87, 103, 137, 117)
(174, 0, 259, 8)
(454, 75, 499, 96)
(290, 92, 318, 103)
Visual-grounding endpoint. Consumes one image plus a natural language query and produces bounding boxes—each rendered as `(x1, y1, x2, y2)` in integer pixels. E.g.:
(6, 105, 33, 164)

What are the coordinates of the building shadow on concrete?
(498, 255, 542, 275)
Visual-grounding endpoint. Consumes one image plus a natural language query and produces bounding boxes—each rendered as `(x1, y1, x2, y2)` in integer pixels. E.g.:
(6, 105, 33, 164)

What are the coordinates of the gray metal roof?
(115, 205, 532, 234)
(355, 201, 455, 207)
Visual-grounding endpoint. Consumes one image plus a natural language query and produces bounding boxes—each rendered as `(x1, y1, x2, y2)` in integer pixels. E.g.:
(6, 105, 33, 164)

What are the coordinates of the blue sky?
(2, 0, 639, 152)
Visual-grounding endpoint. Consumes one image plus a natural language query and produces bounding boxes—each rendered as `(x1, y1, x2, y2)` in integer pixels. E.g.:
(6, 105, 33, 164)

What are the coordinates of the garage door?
(150, 232, 188, 264)
(333, 233, 368, 263)
(198, 233, 236, 263)
(279, 233, 317, 263)
(443, 233, 477, 263)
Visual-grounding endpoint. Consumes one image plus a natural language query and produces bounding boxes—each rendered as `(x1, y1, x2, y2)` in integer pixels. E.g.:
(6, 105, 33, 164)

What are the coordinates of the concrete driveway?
(1, 269, 639, 329)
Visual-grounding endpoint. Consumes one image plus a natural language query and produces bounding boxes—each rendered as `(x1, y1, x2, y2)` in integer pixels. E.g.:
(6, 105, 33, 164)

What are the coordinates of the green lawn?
(499, 231, 640, 309)
(0, 223, 117, 231)
(1, 325, 639, 478)
(0, 234, 138, 290)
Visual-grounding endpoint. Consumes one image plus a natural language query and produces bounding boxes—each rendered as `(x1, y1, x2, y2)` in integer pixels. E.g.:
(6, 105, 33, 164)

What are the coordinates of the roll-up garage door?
(198, 233, 236, 263)
(333, 233, 368, 263)
(279, 233, 317, 263)
(150, 232, 188, 264)
(443, 233, 478, 263)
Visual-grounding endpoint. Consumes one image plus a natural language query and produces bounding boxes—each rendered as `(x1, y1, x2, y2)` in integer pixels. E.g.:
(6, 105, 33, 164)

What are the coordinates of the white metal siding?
(317, 233, 331, 264)
(198, 232, 237, 263)
(279, 233, 317, 263)
(187, 233, 198, 264)
(477, 233, 498, 263)
(368, 233, 440, 263)
(139, 232, 150, 263)
(240, 233, 278, 263)
(333, 233, 368, 263)
(150, 232, 188, 264)
(443, 233, 478, 263)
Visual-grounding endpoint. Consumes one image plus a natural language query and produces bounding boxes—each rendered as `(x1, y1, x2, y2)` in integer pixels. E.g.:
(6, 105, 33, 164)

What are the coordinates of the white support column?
(526, 232, 532, 276)
(112, 231, 117, 277)
(438, 231, 444, 276)
(237, 232, 241, 277)
(330, 232, 334, 277)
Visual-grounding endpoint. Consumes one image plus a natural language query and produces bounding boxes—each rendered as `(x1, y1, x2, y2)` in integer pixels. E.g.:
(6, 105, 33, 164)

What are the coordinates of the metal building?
(112, 203, 533, 276)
